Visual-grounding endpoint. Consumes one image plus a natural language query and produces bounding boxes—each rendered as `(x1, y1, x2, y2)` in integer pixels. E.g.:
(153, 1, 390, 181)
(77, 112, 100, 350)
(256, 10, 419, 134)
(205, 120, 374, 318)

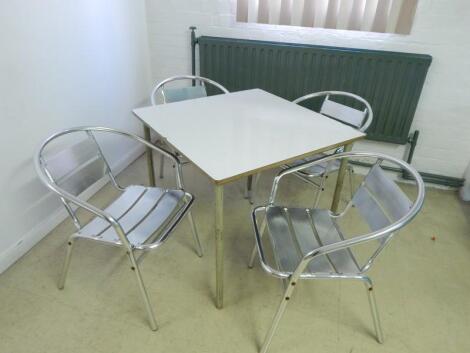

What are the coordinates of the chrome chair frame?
(146, 75, 229, 180)
(249, 152, 425, 353)
(287, 91, 374, 207)
(293, 91, 373, 133)
(35, 126, 203, 331)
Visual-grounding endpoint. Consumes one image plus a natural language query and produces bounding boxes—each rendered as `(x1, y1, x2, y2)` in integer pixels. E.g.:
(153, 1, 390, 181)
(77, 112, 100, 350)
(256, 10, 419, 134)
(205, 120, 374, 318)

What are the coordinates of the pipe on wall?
(350, 130, 464, 188)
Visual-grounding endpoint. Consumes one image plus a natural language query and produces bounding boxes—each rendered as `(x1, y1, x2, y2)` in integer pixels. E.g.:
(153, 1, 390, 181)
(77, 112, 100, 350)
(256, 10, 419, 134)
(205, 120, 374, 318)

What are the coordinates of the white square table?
(133, 89, 365, 308)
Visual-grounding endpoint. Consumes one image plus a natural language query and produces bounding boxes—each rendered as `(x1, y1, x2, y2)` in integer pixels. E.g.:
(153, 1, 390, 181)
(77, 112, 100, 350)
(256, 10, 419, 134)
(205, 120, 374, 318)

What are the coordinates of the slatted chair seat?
(266, 206, 359, 276)
(78, 185, 191, 248)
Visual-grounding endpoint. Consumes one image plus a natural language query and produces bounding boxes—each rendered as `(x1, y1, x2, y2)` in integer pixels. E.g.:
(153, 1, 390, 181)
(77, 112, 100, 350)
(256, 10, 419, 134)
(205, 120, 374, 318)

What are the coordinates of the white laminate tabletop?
(133, 89, 364, 184)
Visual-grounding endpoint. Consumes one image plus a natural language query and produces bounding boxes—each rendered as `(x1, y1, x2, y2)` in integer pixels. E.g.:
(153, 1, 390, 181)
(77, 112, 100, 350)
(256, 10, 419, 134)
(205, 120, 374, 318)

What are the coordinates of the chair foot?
(260, 278, 297, 353)
(363, 277, 384, 344)
(187, 211, 203, 257)
(58, 236, 75, 290)
(128, 251, 158, 331)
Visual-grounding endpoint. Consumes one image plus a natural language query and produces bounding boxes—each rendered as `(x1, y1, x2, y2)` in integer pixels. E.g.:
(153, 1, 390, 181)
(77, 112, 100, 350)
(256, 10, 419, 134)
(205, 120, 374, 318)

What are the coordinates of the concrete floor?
(1, 154, 469, 353)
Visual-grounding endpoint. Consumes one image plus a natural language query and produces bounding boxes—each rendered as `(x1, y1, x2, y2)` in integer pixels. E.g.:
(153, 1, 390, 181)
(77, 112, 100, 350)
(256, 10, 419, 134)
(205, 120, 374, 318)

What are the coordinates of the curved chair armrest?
(268, 151, 424, 205)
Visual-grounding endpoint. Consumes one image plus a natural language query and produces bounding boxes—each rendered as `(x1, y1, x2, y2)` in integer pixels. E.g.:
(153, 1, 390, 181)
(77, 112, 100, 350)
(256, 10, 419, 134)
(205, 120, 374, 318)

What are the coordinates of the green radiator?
(198, 36, 432, 144)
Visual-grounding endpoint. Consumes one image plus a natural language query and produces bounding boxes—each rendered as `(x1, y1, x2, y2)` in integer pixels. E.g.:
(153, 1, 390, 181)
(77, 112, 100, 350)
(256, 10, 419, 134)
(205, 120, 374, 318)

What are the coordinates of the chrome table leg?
(143, 125, 156, 187)
(331, 143, 353, 213)
(215, 184, 224, 308)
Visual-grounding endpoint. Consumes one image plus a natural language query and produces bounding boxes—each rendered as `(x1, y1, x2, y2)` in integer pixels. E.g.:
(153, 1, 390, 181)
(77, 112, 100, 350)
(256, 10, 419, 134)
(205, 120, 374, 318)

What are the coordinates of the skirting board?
(0, 144, 146, 274)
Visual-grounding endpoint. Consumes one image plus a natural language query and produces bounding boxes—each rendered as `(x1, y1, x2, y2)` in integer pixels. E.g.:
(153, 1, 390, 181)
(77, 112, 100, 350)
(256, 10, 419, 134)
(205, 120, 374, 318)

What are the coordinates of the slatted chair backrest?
(150, 75, 229, 105)
(40, 131, 112, 196)
(163, 85, 207, 103)
(293, 91, 373, 132)
(352, 163, 413, 243)
(320, 97, 367, 128)
(38, 130, 117, 227)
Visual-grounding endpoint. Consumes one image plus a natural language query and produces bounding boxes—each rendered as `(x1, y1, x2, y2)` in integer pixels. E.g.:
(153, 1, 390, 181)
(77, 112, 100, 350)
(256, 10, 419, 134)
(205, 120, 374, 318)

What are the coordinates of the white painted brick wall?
(0, 0, 152, 272)
(145, 0, 470, 178)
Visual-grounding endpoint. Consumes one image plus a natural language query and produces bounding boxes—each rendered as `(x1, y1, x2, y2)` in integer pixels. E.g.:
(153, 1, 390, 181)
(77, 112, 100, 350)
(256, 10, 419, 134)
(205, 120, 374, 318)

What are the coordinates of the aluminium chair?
(34, 126, 203, 331)
(286, 91, 374, 207)
(144, 75, 229, 180)
(249, 152, 425, 353)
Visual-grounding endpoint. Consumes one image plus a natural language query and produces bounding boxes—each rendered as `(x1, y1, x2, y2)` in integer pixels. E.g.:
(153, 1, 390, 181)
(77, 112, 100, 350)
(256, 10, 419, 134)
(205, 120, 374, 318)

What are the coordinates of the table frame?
(142, 121, 360, 308)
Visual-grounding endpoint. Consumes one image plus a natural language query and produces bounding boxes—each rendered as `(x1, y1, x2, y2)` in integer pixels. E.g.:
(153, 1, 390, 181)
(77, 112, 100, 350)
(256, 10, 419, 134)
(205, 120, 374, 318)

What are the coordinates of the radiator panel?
(199, 36, 432, 144)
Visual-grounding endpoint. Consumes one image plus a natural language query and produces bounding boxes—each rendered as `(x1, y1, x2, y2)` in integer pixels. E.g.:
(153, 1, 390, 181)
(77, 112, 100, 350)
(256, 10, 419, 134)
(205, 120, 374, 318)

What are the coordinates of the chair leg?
(245, 176, 253, 201)
(187, 210, 203, 257)
(248, 216, 267, 268)
(348, 166, 354, 201)
(159, 153, 165, 179)
(250, 174, 261, 205)
(313, 172, 327, 208)
(58, 235, 75, 290)
(362, 277, 384, 344)
(143, 126, 156, 187)
(248, 244, 258, 269)
(260, 278, 297, 353)
(127, 250, 158, 331)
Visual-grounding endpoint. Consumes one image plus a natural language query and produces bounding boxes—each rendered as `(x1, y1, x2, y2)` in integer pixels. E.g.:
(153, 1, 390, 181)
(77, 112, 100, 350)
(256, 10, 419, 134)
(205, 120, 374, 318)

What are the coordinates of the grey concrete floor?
(1, 154, 469, 353)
